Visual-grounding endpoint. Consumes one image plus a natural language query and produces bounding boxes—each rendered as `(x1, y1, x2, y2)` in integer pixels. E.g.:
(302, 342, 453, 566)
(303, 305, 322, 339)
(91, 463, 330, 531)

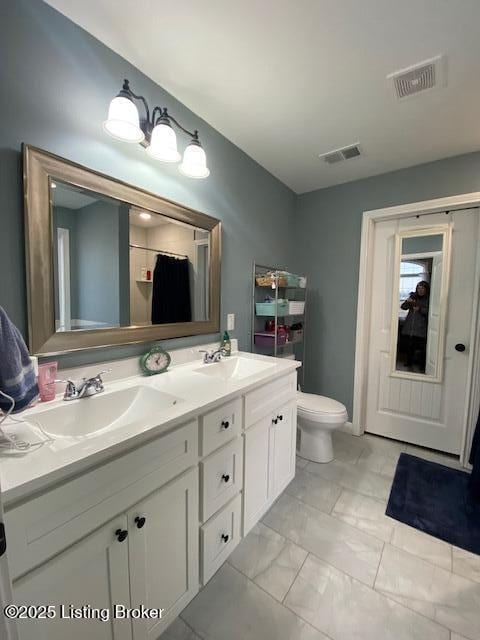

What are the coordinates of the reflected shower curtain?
(151, 254, 192, 324)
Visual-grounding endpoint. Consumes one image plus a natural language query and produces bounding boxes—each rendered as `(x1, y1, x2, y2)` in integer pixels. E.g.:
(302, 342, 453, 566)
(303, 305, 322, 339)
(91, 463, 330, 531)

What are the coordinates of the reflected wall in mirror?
(52, 182, 210, 333)
(24, 145, 220, 355)
(391, 227, 451, 382)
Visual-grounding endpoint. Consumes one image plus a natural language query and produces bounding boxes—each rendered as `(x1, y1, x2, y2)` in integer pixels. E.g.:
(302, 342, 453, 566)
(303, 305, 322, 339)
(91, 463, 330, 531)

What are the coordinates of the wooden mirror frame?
(23, 145, 221, 356)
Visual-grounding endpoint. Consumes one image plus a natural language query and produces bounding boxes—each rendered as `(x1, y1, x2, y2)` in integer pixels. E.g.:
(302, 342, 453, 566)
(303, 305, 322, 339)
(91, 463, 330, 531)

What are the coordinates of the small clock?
(140, 346, 171, 376)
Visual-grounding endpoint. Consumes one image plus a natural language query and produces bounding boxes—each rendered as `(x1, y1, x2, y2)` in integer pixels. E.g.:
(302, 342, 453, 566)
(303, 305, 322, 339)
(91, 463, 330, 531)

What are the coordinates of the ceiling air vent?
(319, 143, 362, 165)
(388, 55, 446, 100)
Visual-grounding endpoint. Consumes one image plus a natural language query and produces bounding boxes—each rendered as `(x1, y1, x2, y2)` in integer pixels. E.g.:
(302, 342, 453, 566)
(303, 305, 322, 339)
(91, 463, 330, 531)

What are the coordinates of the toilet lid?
(297, 391, 348, 419)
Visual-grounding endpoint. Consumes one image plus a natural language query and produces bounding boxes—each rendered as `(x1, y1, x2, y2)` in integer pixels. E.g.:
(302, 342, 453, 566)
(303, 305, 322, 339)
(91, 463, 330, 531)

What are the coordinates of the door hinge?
(0, 523, 6, 557)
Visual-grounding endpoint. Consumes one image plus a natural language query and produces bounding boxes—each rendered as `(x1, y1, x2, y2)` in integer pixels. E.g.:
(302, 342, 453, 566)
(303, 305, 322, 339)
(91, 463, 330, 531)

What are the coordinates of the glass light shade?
(146, 122, 180, 162)
(103, 96, 144, 143)
(179, 143, 210, 179)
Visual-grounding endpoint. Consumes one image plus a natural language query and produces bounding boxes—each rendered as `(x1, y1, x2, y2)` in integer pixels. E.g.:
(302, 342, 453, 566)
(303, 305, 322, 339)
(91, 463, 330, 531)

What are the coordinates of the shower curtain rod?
(129, 243, 188, 259)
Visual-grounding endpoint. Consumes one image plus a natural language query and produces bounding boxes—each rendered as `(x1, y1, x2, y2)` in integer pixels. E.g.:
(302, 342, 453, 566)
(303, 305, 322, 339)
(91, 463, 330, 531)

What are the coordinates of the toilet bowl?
(297, 392, 348, 463)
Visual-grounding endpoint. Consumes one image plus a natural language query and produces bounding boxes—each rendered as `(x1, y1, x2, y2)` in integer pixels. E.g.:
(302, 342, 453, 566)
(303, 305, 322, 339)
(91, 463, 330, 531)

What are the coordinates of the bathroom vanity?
(0, 351, 299, 639)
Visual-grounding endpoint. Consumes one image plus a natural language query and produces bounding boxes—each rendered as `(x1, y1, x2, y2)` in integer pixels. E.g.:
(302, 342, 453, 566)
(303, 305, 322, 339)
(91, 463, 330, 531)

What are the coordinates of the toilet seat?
(297, 392, 348, 424)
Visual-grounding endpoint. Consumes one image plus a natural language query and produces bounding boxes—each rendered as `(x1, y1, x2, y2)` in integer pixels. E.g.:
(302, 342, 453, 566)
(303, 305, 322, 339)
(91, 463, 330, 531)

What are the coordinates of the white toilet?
(297, 392, 348, 463)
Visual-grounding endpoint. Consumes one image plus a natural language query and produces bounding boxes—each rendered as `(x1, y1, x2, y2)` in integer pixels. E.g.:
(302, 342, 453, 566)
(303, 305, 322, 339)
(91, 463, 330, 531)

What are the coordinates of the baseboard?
(339, 421, 355, 435)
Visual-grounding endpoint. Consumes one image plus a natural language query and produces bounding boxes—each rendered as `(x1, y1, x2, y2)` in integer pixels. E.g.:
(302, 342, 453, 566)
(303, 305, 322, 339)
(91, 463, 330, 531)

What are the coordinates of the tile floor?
(169, 431, 480, 640)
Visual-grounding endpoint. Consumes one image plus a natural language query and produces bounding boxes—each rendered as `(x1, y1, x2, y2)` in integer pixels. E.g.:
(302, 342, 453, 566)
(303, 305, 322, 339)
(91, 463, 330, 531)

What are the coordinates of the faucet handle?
(55, 379, 78, 400)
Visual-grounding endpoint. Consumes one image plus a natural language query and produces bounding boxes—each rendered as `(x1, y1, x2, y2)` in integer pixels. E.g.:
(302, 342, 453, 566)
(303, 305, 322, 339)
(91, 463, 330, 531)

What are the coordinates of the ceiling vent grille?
(319, 143, 362, 165)
(388, 55, 446, 100)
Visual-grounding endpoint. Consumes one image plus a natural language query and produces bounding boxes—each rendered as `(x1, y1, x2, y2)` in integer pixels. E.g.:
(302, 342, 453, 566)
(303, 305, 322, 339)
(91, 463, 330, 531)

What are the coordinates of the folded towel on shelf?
(0, 306, 39, 413)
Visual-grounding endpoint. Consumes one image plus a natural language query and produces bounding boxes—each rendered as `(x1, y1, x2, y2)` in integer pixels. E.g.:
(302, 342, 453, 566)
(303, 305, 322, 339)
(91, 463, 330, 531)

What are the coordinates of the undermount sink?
(194, 356, 275, 382)
(30, 385, 182, 439)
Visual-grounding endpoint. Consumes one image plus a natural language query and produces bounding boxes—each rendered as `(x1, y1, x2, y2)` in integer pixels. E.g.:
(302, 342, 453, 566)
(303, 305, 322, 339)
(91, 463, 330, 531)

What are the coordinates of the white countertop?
(0, 351, 299, 506)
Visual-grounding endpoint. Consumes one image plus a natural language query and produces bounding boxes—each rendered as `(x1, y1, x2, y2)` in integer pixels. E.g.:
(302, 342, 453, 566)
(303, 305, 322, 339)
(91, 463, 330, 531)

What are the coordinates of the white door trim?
(353, 191, 480, 465)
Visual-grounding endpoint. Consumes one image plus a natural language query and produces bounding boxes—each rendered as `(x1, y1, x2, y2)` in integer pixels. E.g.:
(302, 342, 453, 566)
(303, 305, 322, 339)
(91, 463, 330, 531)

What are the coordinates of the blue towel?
(0, 306, 39, 413)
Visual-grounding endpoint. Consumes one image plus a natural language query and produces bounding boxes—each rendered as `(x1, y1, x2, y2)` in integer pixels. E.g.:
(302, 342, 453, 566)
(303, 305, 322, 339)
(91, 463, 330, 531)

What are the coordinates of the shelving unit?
(251, 262, 307, 387)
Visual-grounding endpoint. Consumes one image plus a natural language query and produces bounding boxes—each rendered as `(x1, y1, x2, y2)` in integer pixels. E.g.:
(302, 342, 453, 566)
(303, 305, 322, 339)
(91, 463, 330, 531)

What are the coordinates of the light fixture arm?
(121, 79, 200, 143)
(119, 79, 151, 126)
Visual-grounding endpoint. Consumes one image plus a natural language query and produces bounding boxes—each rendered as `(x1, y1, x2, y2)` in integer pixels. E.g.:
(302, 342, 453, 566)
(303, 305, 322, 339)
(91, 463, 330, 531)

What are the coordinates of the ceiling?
(45, 0, 480, 194)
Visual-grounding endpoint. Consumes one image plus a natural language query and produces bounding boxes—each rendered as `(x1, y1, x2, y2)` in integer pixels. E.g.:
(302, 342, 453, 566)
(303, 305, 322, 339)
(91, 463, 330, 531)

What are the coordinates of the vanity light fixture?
(103, 79, 210, 179)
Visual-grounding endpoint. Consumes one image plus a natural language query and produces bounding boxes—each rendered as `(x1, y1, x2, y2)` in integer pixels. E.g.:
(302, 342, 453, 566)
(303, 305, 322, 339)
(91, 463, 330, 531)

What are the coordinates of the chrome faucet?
(199, 348, 227, 364)
(56, 369, 112, 401)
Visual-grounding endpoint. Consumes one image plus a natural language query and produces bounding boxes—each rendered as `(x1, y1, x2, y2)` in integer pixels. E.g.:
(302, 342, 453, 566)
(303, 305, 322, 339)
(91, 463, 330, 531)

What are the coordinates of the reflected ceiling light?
(103, 79, 209, 179)
(139, 212, 152, 220)
(51, 182, 57, 189)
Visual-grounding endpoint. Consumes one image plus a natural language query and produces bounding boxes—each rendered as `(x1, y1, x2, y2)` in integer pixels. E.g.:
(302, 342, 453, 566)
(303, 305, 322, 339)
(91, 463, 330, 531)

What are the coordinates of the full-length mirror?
(24, 146, 220, 355)
(390, 228, 451, 381)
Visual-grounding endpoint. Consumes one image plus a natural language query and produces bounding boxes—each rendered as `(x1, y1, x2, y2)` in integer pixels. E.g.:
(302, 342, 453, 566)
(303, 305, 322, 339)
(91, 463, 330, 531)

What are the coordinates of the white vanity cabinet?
(7, 422, 199, 640)
(3, 364, 299, 640)
(14, 515, 132, 640)
(243, 373, 297, 535)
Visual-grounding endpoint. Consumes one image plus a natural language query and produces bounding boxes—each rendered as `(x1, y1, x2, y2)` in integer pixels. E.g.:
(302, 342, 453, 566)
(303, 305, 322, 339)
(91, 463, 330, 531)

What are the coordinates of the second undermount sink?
(194, 356, 275, 382)
(30, 385, 182, 439)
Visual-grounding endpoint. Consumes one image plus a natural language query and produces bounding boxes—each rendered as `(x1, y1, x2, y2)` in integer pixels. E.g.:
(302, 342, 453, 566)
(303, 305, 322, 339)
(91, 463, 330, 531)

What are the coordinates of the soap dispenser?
(222, 331, 231, 356)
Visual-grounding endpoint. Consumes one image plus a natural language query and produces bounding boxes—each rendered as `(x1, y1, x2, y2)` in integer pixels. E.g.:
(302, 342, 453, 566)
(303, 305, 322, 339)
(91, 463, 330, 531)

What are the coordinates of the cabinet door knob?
(221, 420, 230, 429)
(115, 529, 128, 542)
(272, 418, 278, 425)
(221, 474, 230, 483)
(455, 343, 466, 352)
(221, 533, 229, 543)
(278, 414, 283, 421)
(135, 516, 146, 529)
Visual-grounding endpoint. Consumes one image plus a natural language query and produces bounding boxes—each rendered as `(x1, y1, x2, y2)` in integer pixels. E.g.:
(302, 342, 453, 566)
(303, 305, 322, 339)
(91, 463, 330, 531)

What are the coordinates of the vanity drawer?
(244, 372, 297, 428)
(200, 438, 243, 522)
(5, 420, 198, 580)
(200, 397, 242, 456)
(200, 493, 242, 584)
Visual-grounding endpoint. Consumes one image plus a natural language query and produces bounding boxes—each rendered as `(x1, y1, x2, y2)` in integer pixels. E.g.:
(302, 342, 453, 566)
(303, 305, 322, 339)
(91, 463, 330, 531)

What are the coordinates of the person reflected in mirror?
(400, 281, 430, 373)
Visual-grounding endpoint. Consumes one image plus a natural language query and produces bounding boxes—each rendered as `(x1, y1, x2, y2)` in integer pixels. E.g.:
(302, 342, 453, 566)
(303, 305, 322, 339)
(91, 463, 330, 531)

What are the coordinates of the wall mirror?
(390, 226, 451, 382)
(24, 146, 220, 355)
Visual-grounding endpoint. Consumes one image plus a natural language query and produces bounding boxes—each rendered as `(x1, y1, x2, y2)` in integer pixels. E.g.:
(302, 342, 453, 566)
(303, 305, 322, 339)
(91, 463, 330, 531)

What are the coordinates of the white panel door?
(128, 467, 199, 640)
(14, 516, 132, 640)
(365, 209, 478, 452)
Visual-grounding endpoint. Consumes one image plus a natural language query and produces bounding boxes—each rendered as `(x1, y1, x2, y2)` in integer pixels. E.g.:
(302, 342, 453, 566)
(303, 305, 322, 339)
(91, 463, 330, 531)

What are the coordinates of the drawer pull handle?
(221, 533, 230, 543)
(221, 420, 230, 429)
(221, 474, 230, 483)
(115, 529, 128, 542)
(135, 516, 146, 529)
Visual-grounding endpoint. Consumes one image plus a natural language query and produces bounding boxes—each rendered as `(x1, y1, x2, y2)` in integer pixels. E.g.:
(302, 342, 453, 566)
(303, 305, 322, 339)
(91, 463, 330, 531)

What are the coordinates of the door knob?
(455, 343, 466, 352)
(135, 516, 146, 529)
(115, 529, 128, 542)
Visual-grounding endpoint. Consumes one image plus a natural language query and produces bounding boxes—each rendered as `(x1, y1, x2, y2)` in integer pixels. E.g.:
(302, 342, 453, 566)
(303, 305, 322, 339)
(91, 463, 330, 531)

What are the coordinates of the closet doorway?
(353, 195, 480, 461)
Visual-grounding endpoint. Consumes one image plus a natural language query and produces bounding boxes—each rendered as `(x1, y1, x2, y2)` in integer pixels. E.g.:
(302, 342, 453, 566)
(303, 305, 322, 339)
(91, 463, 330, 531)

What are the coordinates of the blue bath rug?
(386, 453, 480, 555)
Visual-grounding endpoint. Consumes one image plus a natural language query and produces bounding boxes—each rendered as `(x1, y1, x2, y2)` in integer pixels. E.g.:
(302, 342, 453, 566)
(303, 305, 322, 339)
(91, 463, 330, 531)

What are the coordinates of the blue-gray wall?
(0, 0, 295, 367)
(294, 152, 480, 416)
(75, 201, 122, 327)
